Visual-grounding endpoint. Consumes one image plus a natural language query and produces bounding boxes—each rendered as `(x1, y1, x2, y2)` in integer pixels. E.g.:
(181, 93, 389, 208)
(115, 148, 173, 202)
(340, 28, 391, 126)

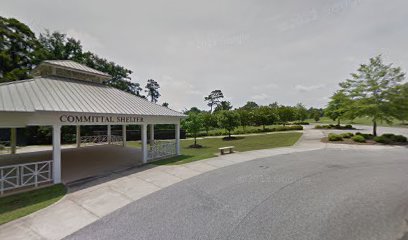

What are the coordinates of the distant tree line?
(182, 89, 319, 145)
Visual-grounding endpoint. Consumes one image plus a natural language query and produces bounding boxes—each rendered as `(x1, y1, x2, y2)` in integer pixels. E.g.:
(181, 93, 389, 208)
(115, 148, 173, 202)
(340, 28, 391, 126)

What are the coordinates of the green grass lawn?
(128, 132, 302, 165)
(0, 184, 66, 225)
(308, 116, 407, 127)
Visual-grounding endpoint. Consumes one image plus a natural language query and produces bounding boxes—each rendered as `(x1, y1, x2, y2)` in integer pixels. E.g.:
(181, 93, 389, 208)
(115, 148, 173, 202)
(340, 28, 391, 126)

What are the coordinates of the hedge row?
(315, 124, 354, 130)
(186, 125, 303, 138)
(328, 132, 407, 144)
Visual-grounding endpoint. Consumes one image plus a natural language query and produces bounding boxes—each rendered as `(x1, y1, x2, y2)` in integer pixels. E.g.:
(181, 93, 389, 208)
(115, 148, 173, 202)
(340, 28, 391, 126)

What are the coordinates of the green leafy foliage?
(374, 133, 407, 144)
(182, 113, 204, 147)
(340, 132, 354, 138)
(0, 17, 40, 82)
(328, 133, 343, 141)
(0, 17, 143, 96)
(351, 135, 366, 143)
(217, 110, 241, 137)
(252, 106, 279, 130)
(339, 55, 406, 136)
(324, 91, 352, 125)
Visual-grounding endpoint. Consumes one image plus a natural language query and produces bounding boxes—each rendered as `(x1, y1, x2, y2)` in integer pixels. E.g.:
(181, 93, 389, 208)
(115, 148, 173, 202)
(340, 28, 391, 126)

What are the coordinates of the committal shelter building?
(0, 60, 185, 194)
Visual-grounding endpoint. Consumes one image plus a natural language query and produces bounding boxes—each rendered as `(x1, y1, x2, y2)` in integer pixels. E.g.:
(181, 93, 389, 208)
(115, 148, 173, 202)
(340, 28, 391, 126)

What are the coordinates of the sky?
(1, 0, 408, 111)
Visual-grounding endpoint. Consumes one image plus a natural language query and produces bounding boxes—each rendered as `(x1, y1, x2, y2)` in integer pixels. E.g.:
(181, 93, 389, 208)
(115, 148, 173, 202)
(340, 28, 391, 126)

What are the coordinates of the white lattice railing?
(0, 160, 53, 194)
(80, 135, 123, 146)
(147, 141, 177, 161)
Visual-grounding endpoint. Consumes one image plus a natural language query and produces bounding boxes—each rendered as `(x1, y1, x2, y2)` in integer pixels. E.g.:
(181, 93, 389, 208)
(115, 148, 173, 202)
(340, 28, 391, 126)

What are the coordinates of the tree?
(217, 110, 241, 138)
(0, 17, 140, 95)
(295, 103, 308, 121)
(201, 112, 217, 134)
(0, 17, 40, 82)
(162, 102, 169, 108)
(240, 101, 259, 110)
(214, 101, 233, 112)
(183, 107, 202, 115)
(145, 79, 161, 103)
(392, 83, 408, 122)
(252, 106, 279, 130)
(324, 91, 352, 125)
(339, 55, 406, 136)
(237, 109, 252, 130)
(204, 90, 224, 113)
(310, 108, 321, 122)
(182, 113, 203, 147)
(277, 106, 296, 125)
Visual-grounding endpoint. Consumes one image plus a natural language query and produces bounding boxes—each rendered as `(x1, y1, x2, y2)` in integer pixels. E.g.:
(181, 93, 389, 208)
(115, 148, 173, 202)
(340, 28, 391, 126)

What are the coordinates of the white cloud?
(66, 29, 103, 52)
(295, 84, 325, 92)
(252, 93, 270, 101)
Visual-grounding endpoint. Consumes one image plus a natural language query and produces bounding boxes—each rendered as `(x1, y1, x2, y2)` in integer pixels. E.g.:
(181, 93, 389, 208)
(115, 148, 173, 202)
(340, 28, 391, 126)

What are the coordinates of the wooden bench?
(219, 146, 235, 155)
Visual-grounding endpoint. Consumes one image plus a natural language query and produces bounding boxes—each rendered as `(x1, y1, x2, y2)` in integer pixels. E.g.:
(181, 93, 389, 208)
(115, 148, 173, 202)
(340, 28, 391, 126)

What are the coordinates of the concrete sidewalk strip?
(24, 199, 99, 240)
(68, 186, 132, 218)
(133, 168, 183, 188)
(183, 161, 218, 173)
(108, 175, 161, 200)
(0, 220, 43, 240)
(160, 165, 202, 179)
(0, 128, 347, 240)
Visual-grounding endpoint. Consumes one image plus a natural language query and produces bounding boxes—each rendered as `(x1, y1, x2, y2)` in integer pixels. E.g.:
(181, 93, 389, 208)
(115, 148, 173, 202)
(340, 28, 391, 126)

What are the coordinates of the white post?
(122, 125, 127, 147)
(175, 123, 181, 155)
(107, 125, 111, 144)
(76, 125, 81, 148)
(10, 128, 17, 154)
(52, 125, 62, 184)
(150, 124, 155, 145)
(141, 124, 148, 163)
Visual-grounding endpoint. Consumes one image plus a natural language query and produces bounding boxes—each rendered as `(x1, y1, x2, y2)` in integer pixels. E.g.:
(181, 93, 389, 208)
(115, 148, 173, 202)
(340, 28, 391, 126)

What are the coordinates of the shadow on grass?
(0, 184, 66, 225)
(222, 136, 245, 141)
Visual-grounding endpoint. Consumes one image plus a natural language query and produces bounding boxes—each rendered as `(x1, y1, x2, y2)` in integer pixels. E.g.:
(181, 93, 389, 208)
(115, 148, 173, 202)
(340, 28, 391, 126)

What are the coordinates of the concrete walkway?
(0, 127, 404, 240)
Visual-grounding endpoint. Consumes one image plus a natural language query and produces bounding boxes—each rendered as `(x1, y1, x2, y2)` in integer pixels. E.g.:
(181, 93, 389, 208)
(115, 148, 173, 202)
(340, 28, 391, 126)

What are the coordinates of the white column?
(141, 124, 148, 163)
(175, 123, 181, 155)
(149, 124, 155, 145)
(10, 128, 17, 154)
(122, 125, 127, 147)
(107, 125, 111, 144)
(76, 125, 81, 148)
(52, 125, 62, 184)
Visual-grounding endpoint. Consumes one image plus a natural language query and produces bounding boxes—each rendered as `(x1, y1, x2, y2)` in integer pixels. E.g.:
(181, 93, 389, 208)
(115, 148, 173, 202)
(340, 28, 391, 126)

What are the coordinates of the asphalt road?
(66, 148, 408, 240)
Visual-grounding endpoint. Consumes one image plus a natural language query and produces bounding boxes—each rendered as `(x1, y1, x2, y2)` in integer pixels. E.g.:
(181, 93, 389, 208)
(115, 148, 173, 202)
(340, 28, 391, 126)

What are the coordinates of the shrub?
(351, 135, 366, 143)
(374, 133, 407, 144)
(341, 132, 354, 138)
(382, 133, 395, 138)
(315, 124, 353, 130)
(328, 133, 343, 141)
(355, 132, 374, 140)
(374, 136, 392, 144)
(291, 121, 309, 125)
(391, 135, 407, 143)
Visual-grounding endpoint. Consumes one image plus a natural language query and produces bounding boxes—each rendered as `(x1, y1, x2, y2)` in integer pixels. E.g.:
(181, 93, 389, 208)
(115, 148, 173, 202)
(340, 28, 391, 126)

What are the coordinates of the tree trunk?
(373, 120, 377, 136)
(228, 130, 231, 138)
(194, 136, 197, 147)
(337, 118, 340, 126)
(263, 124, 265, 130)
